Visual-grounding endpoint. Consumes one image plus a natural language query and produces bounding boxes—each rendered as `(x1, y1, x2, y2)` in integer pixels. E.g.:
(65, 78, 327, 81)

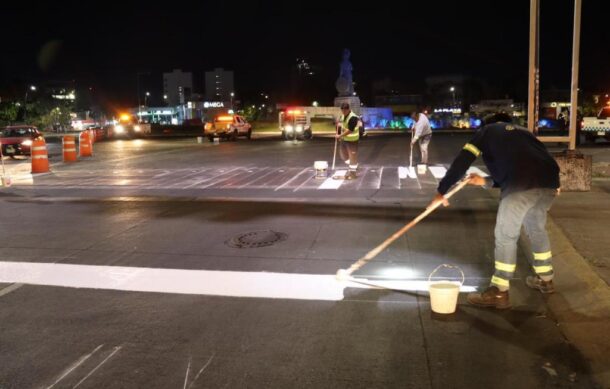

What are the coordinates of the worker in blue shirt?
(428, 112, 561, 309)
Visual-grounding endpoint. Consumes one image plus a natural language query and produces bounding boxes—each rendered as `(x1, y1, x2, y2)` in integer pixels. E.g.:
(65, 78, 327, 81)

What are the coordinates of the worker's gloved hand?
(335, 133, 342, 139)
(467, 173, 486, 186)
(427, 192, 450, 210)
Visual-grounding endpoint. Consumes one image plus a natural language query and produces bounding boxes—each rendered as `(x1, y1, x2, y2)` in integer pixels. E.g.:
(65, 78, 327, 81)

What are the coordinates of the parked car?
(0, 125, 43, 158)
(204, 114, 252, 141)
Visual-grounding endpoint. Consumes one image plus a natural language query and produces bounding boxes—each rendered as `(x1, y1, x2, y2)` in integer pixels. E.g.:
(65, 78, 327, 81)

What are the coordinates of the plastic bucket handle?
(428, 264, 465, 286)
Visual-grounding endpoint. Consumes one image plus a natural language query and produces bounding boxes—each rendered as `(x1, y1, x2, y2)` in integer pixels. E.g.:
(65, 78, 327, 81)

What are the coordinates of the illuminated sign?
(203, 101, 225, 108)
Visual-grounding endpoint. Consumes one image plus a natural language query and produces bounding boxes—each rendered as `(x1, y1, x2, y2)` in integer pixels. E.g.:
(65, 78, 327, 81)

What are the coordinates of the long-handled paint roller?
(409, 125, 414, 170)
(331, 123, 339, 171)
(336, 177, 470, 281)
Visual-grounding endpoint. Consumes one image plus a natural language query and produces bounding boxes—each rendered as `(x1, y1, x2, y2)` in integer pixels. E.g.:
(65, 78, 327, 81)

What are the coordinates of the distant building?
(163, 69, 193, 106)
(205, 68, 234, 101)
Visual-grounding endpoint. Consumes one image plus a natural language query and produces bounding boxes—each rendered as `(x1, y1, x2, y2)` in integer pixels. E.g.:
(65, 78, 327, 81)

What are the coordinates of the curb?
(521, 217, 610, 388)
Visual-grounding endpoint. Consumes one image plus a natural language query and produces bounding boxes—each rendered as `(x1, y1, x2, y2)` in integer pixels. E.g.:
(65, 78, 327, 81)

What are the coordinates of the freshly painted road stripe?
(428, 166, 448, 179)
(0, 261, 475, 302)
(467, 166, 489, 177)
(318, 170, 346, 189)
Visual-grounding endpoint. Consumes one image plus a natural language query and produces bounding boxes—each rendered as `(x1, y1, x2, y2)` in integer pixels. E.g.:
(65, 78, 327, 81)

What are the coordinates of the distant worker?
(412, 109, 433, 165)
(335, 103, 361, 180)
(427, 113, 560, 309)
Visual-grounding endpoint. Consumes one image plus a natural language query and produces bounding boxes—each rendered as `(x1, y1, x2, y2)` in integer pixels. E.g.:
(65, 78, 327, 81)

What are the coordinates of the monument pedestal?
(334, 96, 362, 115)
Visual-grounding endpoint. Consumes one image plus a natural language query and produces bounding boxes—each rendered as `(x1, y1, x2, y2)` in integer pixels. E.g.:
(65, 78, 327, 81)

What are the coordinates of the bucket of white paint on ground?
(428, 264, 464, 314)
(417, 164, 427, 175)
(197, 136, 203, 144)
(1, 175, 12, 187)
(314, 161, 328, 179)
(213, 137, 220, 145)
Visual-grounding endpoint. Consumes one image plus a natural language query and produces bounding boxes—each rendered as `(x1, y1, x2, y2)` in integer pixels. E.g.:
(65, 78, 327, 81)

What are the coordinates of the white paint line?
(183, 356, 192, 389)
(398, 166, 408, 179)
(376, 167, 384, 189)
(318, 170, 347, 190)
(188, 354, 215, 389)
(428, 166, 447, 179)
(0, 282, 24, 297)
(292, 170, 316, 192)
(192, 168, 245, 189)
(72, 345, 122, 389)
(46, 344, 104, 389)
(0, 261, 346, 301)
(399, 166, 417, 179)
(274, 168, 309, 191)
(466, 166, 489, 177)
(0, 261, 477, 301)
(237, 168, 278, 188)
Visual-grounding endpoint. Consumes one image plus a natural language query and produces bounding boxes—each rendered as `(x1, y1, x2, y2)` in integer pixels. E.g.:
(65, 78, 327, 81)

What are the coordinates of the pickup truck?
(204, 114, 252, 141)
(582, 106, 610, 142)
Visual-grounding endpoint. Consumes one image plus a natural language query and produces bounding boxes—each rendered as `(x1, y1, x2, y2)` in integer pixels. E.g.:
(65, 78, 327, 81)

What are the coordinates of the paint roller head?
(335, 269, 350, 281)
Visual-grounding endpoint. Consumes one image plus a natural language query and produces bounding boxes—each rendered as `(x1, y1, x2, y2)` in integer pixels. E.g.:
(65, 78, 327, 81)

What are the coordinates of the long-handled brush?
(336, 177, 470, 281)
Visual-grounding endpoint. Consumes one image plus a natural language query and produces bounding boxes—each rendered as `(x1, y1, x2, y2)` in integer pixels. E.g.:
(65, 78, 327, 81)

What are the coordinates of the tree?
(0, 102, 20, 126)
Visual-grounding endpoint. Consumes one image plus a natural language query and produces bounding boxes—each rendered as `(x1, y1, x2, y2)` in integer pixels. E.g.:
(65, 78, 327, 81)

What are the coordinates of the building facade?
(205, 68, 234, 101)
(163, 69, 193, 106)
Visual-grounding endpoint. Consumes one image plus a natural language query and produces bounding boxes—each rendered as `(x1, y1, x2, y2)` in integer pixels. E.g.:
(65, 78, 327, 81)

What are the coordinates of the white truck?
(582, 106, 610, 142)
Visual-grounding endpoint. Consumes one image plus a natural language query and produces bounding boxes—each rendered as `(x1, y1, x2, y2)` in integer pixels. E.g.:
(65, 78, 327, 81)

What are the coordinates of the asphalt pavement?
(0, 133, 606, 388)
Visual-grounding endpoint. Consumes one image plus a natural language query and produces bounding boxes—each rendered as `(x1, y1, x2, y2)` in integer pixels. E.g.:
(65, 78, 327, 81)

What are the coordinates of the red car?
(1, 125, 44, 158)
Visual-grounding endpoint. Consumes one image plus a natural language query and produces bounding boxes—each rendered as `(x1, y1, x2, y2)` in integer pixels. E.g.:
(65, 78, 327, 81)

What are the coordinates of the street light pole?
(527, 0, 540, 133)
(450, 86, 456, 106)
(568, 0, 582, 151)
(23, 85, 36, 122)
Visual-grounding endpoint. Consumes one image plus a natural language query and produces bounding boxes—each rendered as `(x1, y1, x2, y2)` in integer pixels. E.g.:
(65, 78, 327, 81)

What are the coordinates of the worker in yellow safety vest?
(335, 103, 362, 180)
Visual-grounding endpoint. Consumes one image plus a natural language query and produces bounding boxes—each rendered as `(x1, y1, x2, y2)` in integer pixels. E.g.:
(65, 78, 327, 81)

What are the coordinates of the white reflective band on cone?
(32, 147, 47, 151)
(32, 155, 48, 159)
(64, 148, 76, 152)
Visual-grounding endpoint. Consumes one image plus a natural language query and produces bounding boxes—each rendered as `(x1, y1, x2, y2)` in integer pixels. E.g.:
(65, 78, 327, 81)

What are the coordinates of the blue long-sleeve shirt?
(438, 122, 560, 197)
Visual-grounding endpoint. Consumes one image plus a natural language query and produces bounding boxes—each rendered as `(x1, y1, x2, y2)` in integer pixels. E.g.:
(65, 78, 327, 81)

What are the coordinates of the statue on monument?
(335, 48, 355, 97)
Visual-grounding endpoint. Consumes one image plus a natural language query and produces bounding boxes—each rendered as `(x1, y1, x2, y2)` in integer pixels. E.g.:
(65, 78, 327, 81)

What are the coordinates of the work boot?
(345, 171, 357, 180)
(467, 286, 511, 309)
(526, 276, 555, 294)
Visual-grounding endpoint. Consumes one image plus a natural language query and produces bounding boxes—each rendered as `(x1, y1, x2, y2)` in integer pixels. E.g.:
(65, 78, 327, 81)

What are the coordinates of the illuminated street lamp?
(145, 92, 150, 107)
(230, 92, 235, 109)
(450, 86, 456, 106)
(23, 85, 37, 121)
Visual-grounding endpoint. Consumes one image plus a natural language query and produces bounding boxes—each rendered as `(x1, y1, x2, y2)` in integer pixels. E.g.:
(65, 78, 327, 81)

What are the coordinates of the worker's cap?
(340, 103, 350, 110)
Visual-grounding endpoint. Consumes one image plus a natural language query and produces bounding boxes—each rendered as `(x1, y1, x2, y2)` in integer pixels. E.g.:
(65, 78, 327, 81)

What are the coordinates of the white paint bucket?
(1, 175, 12, 187)
(314, 161, 328, 179)
(213, 137, 220, 145)
(197, 136, 203, 144)
(428, 264, 464, 314)
(417, 164, 427, 175)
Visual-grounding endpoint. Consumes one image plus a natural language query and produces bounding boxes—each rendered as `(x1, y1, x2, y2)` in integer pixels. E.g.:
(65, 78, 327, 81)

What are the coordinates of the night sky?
(2, 0, 609, 108)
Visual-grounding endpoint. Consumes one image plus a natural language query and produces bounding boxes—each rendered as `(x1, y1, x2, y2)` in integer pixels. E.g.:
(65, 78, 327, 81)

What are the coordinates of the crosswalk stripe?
(428, 166, 447, 179)
(318, 170, 346, 189)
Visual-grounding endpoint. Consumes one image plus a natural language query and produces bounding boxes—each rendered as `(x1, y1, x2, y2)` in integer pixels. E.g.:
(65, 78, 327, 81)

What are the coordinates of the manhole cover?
(226, 230, 288, 249)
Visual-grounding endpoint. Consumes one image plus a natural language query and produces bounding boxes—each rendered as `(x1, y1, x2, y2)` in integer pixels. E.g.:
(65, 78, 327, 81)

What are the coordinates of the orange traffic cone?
(79, 131, 93, 157)
(63, 135, 77, 162)
(31, 138, 50, 173)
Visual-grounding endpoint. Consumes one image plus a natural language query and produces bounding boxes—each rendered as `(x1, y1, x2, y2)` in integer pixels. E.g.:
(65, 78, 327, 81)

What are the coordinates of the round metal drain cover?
(226, 230, 287, 249)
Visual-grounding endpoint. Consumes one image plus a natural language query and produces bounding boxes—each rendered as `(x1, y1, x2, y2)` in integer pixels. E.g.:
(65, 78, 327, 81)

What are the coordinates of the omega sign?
(203, 101, 225, 108)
